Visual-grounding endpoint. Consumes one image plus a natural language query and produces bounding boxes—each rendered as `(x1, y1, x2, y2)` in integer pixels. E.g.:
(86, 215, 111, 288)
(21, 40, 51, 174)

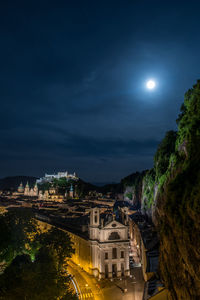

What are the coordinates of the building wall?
(36, 218, 93, 274)
(130, 218, 157, 282)
(89, 208, 130, 279)
(95, 241, 130, 278)
(67, 231, 93, 274)
(36, 210, 130, 280)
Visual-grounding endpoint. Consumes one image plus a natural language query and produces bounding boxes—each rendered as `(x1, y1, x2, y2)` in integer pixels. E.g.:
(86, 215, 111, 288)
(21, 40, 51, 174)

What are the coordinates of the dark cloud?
(0, 0, 200, 181)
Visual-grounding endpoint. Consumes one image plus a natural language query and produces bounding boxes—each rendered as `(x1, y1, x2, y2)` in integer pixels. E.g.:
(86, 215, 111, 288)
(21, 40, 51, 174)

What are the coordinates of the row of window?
(105, 248, 124, 259)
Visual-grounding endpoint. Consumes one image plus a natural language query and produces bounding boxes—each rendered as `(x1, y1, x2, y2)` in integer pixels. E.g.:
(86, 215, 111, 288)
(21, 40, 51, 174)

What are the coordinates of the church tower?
(44, 190, 49, 201)
(89, 208, 100, 240)
(33, 182, 38, 196)
(24, 182, 30, 196)
(90, 207, 100, 227)
(69, 184, 74, 198)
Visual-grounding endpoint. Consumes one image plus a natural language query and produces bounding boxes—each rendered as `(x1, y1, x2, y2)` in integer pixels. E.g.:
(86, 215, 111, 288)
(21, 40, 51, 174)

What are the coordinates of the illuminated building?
(36, 207, 130, 279)
(17, 182, 24, 193)
(89, 208, 130, 278)
(38, 189, 64, 202)
(36, 171, 78, 184)
(129, 212, 159, 281)
(24, 182, 38, 197)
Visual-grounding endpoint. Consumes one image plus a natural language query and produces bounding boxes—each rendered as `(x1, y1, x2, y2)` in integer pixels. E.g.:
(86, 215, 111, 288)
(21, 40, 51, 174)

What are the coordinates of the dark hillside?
(0, 176, 38, 191)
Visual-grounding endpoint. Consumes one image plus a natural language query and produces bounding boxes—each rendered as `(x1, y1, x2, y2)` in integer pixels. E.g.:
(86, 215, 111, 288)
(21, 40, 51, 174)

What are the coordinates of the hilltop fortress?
(16, 171, 78, 201)
(36, 171, 78, 184)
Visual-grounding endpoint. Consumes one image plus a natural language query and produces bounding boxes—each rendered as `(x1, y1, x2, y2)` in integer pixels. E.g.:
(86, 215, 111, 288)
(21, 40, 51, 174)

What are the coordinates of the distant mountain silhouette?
(0, 176, 38, 191)
(0, 172, 146, 194)
(91, 182, 117, 187)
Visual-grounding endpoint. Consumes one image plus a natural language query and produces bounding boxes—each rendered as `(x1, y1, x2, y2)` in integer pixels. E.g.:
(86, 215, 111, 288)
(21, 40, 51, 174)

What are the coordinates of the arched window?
(108, 232, 120, 240)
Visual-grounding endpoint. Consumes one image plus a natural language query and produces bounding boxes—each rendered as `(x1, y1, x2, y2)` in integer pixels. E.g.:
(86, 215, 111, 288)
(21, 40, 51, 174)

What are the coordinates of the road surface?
(67, 260, 144, 300)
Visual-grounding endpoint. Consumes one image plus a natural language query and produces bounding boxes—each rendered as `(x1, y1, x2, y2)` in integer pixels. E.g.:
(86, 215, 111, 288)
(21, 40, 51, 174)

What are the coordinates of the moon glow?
(146, 80, 156, 89)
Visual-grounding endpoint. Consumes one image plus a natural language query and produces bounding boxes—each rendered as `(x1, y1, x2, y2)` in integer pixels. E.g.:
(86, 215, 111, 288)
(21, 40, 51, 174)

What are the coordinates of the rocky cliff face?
(127, 81, 200, 299)
(121, 171, 146, 207)
(154, 81, 200, 299)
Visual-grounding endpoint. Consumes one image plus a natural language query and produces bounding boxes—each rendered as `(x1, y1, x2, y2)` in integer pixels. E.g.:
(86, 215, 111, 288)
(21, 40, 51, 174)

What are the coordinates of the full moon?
(146, 80, 156, 89)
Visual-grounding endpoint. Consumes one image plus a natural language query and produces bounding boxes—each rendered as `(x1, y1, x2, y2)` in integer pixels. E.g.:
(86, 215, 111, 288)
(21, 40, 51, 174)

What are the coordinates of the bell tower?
(33, 182, 38, 196)
(89, 208, 100, 240)
(90, 207, 100, 227)
(24, 182, 29, 196)
(69, 184, 74, 198)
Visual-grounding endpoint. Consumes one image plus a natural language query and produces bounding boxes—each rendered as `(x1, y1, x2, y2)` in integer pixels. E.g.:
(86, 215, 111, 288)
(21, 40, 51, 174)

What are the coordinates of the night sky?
(1, 1, 200, 183)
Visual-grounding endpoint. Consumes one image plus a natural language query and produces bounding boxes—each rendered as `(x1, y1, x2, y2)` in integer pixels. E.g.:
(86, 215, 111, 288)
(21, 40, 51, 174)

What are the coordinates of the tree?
(0, 250, 77, 300)
(37, 227, 74, 269)
(0, 209, 77, 299)
(154, 130, 177, 179)
(0, 208, 39, 264)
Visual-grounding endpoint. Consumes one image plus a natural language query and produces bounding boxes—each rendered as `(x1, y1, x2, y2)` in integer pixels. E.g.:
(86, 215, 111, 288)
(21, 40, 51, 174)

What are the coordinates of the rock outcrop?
(126, 80, 200, 299)
(154, 81, 200, 299)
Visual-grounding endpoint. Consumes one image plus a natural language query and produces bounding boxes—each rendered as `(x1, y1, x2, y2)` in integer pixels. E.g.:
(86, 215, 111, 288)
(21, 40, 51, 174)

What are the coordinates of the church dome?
(18, 183, 24, 193)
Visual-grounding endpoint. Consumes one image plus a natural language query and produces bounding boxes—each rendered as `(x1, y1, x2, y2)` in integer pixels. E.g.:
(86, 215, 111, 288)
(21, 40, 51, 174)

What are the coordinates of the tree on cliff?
(154, 130, 177, 179)
(156, 80, 200, 299)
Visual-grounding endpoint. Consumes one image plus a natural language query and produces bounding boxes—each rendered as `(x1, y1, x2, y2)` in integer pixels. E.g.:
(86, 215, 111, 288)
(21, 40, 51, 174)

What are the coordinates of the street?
(67, 260, 144, 300)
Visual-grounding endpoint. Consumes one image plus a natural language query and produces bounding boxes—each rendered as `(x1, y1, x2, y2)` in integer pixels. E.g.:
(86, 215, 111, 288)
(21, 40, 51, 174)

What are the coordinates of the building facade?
(24, 182, 38, 197)
(17, 182, 73, 202)
(36, 207, 130, 279)
(89, 208, 130, 279)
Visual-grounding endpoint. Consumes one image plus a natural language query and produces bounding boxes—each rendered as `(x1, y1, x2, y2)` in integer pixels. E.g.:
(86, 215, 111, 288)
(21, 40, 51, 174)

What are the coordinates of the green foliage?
(142, 169, 155, 209)
(0, 209, 76, 299)
(0, 209, 39, 264)
(121, 171, 147, 206)
(121, 82, 200, 213)
(158, 173, 168, 190)
(0, 251, 77, 300)
(125, 192, 132, 200)
(154, 130, 177, 180)
(157, 81, 200, 299)
(37, 227, 74, 269)
(176, 80, 200, 157)
(142, 131, 176, 208)
(38, 177, 77, 195)
(38, 181, 51, 192)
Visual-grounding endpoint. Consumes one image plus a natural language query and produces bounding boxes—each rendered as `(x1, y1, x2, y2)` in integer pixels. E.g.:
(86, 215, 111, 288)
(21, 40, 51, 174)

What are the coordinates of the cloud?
(1, 0, 200, 181)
